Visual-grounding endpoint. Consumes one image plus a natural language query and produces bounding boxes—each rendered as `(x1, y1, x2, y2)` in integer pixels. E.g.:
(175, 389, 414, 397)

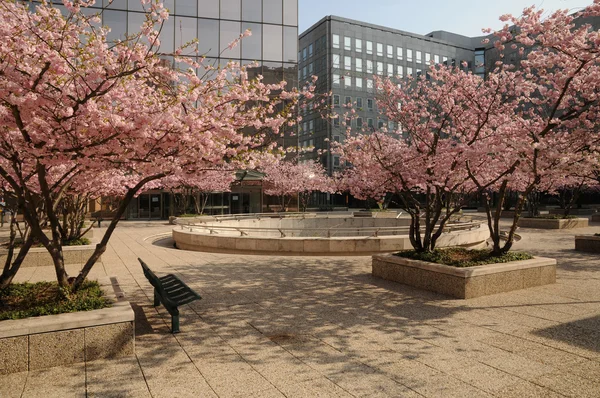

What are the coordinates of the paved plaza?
(1, 218, 600, 397)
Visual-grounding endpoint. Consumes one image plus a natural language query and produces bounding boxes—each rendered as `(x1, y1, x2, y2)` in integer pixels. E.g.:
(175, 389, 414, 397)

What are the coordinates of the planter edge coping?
(372, 254, 556, 278)
(0, 276, 133, 339)
(575, 235, 600, 241)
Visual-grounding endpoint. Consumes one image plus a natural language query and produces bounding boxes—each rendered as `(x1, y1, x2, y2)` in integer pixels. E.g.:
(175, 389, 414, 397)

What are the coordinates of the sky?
(298, 0, 590, 37)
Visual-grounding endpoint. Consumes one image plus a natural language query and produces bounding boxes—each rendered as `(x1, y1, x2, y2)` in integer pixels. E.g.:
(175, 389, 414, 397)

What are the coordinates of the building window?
(309, 120, 314, 133)
(416, 51, 422, 63)
(333, 117, 340, 127)
(345, 96, 352, 106)
(397, 47, 403, 60)
(356, 117, 363, 128)
(416, 68, 422, 76)
(425, 53, 431, 63)
(333, 74, 341, 86)
(302, 47, 307, 60)
(344, 56, 351, 70)
(397, 65, 403, 77)
(308, 62, 313, 74)
(366, 41, 373, 55)
(356, 58, 363, 72)
(387, 45, 393, 58)
(333, 156, 340, 167)
(357, 97, 363, 108)
(344, 76, 351, 88)
(443, 56, 448, 64)
(407, 49, 413, 62)
(367, 79, 373, 92)
(367, 118, 374, 128)
(333, 94, 340, 107)
(356, 39, 362, 52)
(367, 98, 374, 111)
(333, 54, 340, 68)
(376, 62, 383, 75)
(378, 119, 385, 129)
(356, 78, 363, 90)
(387, 64, 393, 77)
(475, 49, 485, 76)
(434, 54, 440, 64)
(407, 67, 413, 76)
(333, 34, 340, 49)
(333, 135, 340, 143)
(344, 36, 351, 51)
(366, 60, 373, 74)
(377, 43, 383, 57)
(308, 43, 313, 58)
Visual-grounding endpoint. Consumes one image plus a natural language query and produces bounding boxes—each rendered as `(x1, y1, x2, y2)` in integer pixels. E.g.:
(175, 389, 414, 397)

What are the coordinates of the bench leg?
(153, 289, 160, 307)
(171, 315, 180, 334)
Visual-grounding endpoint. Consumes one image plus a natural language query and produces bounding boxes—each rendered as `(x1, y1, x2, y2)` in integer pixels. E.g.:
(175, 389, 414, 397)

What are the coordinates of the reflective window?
(221, 0, 241, 20)
(198, 18, 219, 57)
(128, 0, 147, 12)
(425, 53, 431, 63)
(333, 74, 341, 86)
(263, 0, 282, 24)
(387, 45, 393, 58)
(356, 97, 363, 108)
(242, 0, 262, 22)
(283, 0, 298, 26)
(333, 95, 340, 107)
(302, 48, 307, 60)
(104, 0, 127, 9)
(475, 49, 485, 74)
(387, 63, 393, 77)
(407, 49, 413, 61)
(367, 98, 373, 110)
(407, 67, 413, 76)
(367, 79, 373, 92)
(332, 54, 340, 68)
(198, 0, 219, 18)
(377, 43, 383, 57)
(355, 39, 362, 53)
(366, 41, 373, 55)
(308, 44, 313, 57)
(175, 17, 197, 51)
(397, 65, 403, 77)
(356, 58, 362, 72)
(344, 37, 351, 51)
(128, 12, 148, 45)
(416, 51, 422, 63)
(332, 34, 340, 49)
(356, 117, 363, 128)
(355, 78, 363, 90)
(434, 54, 440, 64)
(443, 56, 448, 64)
(366, 60, 373, 73)
(263, 24, 282, 61)
(242, 22, 262, 60)
(283, 26, 298, 63)
(344, 76, 351, 88)
(367, 118, 373, 128)
(220, 21, 241, 59)
(376, 61, 383, 75)
(177, 1, 197, 16)
(104, 10, 127, 43)
(344, 56, 351, 70)
(397, 47, 403, 60)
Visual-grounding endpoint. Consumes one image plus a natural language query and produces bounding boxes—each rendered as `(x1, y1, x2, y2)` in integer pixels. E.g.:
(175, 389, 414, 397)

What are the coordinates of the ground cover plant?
(394, 248, 533, 268)
(0, 280, 111, 320)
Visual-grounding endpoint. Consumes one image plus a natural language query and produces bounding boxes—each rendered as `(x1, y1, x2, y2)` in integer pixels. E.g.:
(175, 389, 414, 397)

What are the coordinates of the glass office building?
(29, 0, 299, 218)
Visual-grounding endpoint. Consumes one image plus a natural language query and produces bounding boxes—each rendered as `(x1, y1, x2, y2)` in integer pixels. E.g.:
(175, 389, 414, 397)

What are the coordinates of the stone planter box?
(575, 235, 600, 253)
(0, 277, 134, 375)
(372, 254, 556, 299)
(518, 217, 588, 229)
(0, 243, 100, 268)
(549, 208, 595, 216)
(591, 214, 600, 223)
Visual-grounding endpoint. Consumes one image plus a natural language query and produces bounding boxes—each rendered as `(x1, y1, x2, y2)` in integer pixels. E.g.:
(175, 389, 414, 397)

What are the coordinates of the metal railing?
(179, 220, 483, 239)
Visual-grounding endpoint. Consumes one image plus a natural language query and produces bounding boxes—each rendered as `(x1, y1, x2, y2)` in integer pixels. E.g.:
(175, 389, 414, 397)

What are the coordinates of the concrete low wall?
(0, 244, 100, 268)
(518, 217, 588, 229)
(372, 255, 556, 299)
(173, 226, 490, 256)
(575, 235, 600, 253)
(0, 277, 134, 375)
(549, 208, 595, 216)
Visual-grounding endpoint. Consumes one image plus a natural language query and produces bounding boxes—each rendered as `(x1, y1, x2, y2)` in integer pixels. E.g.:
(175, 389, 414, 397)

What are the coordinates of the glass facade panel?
(198, 0, 219, 18)
(175, 17, 198, 51)
(220, 21, 241, 59)
(263, 0, 283, 24)
(263, 24, 282, 61)
(159, 11, 175, 53)
(128, 12, 148, 45)
(283, 26, 298, 63)
(104, 0, 127, 9)
(242, 22, 262, 60)
(104, 10, 127, 43)
(198, 18, 220, 57)
(242, 0, 262, 22)
(221, 0, 241, 20)
(283, 0, 297, 26)
(177, 0, 198, 16)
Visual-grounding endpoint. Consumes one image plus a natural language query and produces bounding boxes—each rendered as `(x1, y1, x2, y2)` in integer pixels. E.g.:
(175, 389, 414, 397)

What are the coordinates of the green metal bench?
(138, 258, 201, 333)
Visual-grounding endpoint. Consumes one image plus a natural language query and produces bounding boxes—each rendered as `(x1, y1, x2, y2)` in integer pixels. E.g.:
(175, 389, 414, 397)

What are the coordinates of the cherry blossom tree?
(163, 170, 235, 215)
(260, 156, 331, 212)
(0, 1, 308, 289)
